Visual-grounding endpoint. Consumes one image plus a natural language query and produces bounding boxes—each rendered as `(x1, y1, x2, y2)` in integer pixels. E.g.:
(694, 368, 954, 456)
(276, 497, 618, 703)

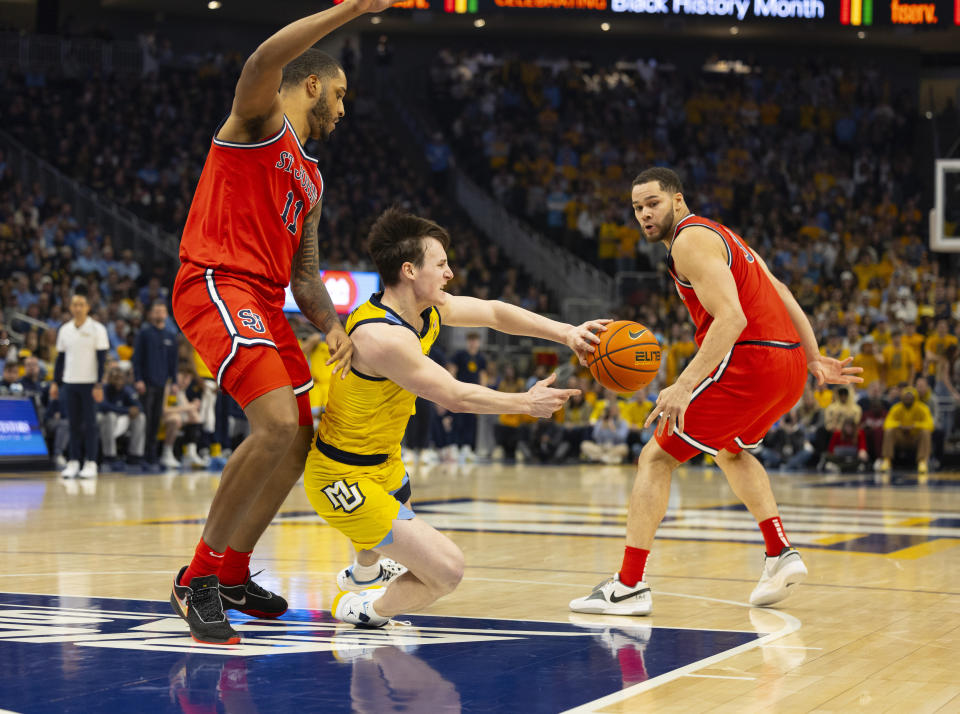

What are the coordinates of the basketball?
(587, 320, 661, 393)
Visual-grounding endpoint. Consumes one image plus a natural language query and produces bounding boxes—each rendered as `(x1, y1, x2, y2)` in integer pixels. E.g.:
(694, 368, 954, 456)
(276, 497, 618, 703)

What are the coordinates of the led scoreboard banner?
(338, 0, 959, 24)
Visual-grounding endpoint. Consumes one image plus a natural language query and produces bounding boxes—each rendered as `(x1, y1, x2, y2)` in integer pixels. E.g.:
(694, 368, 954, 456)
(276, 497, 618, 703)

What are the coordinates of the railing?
(0, 32, 144, 75)
(0, 130, 179, 266)
(383, 74, 616, 320)
(455, 173, 615, 309)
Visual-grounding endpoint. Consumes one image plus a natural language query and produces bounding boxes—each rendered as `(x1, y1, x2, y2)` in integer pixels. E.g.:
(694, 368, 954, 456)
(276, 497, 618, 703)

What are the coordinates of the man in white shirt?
(55, 285, 110, 478)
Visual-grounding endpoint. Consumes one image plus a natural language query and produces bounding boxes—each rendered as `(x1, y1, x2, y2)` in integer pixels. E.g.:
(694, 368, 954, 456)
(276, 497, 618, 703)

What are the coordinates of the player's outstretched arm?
(291, 203, 353, 377)
(231, 0, 402, 122)
(752, 252, 862, 386)
(437, 293, 609, 366)
(353, 324, 580, 417)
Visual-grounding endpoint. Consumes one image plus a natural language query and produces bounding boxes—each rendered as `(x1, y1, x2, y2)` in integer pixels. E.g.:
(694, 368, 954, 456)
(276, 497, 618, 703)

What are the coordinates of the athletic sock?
(182, 538, 225, 585)
(219, 547, 253, 586)
(758, 516, 791, 557)
(350, 559, 382, 584)
(618, 546, 649, 587)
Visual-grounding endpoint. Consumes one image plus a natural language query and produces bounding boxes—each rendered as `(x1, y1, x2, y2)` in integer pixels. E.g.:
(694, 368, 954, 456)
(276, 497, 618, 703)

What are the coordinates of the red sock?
(219, 547, 252, 586)
(758, 516, 791, 557)
(618, 546, 649, 586)
(181, 539, 225, 585)
(617, 646, 649, 687)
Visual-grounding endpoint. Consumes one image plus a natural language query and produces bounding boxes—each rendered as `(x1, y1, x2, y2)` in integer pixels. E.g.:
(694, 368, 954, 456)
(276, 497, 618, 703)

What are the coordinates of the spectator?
(54, 285, 108, 478)
(825, 417, 869, 473)
(492, 363, 532, 462)
(823, 386, 862, 435)
(581, 401, 630, 465)
(18, 355, 44, 395)
(933, 344, 960, 445)
(852, 336, 882, 391)
(43, 382, 70, 469)
(760, 411, 814, 471)
(1, 361, 23, 396)
(557, 379, 592, 461)
(167, 364, 206, 469)
(133, 300, 178, 468)
(924, 318, 958, 379)
(425, 132, 452, 192)
(880, 386, 934, 474)
(449, 332, 488, 461)
(881, 330, 920, 389)
(858, 380, 889, 463)
(97, 365, 146, 469)
(915, 376, 944, 466)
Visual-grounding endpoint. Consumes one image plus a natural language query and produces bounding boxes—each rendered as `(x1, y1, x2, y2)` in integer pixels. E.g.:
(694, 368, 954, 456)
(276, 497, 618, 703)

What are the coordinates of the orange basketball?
(587, 320, 661, 393)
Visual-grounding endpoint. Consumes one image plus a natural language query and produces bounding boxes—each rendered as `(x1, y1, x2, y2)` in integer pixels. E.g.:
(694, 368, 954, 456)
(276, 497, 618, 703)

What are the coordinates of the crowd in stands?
(0, 56, 554, 314)
(0, 45, 556, 472)
(1, 42, 959, 477)
(427, 51, 930, 280)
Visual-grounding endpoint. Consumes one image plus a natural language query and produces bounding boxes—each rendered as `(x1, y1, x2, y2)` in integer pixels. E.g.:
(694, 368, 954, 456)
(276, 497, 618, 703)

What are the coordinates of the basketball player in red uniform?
(571, 167, 862, 616)
(169, 0, 401, 644)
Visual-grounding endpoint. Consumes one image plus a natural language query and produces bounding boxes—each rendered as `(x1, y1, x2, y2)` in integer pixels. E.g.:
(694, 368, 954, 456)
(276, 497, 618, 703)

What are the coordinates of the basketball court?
(2, 460, 959, 712)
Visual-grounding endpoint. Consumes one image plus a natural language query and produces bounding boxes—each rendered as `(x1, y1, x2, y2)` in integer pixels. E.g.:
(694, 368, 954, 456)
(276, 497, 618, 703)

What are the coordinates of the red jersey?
(179, 115, 324, 290)
(666, 214, 800, 347)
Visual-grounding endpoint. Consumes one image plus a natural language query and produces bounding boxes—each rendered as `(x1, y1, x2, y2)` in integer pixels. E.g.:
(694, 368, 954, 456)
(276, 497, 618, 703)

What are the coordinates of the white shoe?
(160, 451, 181, 469)
(78, 460, 98, 479)
(569, 575, 652, 616)
(54, 454, 67, 469)
(184, 454, 208, 469)
(337, 559, 407, 592)
(330, 622, 421, 662)
(60, 460, 80, 479)
(332, 588, 389, 628)
(420, 448, 439, 465)
(749, 548, 807, 606)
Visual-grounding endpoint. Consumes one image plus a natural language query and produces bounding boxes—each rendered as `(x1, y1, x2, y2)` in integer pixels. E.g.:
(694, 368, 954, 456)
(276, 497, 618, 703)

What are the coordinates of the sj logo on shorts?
(322, 480, 366, 513)
(237, 308, 265, 334)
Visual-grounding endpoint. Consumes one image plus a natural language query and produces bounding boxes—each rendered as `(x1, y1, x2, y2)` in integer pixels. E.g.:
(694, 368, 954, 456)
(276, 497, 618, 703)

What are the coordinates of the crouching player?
(305, 208, 608, 626)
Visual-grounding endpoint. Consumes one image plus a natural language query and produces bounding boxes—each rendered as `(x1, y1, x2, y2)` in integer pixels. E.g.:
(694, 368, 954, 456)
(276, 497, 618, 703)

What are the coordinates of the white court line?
(561, 590, 801, 714)
(684, 673, 756, 681)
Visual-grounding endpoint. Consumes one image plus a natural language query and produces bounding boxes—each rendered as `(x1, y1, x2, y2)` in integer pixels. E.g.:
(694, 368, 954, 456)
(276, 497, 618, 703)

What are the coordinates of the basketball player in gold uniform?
(304, 208, 608, 626)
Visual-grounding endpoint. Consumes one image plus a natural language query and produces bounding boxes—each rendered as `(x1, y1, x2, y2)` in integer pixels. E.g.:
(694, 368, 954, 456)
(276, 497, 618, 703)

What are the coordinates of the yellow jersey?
(315, 293, 441, 466)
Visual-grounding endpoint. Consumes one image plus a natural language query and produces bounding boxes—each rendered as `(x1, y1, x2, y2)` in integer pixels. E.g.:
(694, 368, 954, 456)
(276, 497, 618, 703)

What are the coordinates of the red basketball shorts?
(172, 263, 313, 425)
(656, 341, 807, 462)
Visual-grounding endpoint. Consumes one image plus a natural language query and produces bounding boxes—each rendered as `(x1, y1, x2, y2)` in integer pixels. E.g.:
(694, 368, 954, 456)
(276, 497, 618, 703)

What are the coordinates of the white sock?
(351, 559, 382, 583)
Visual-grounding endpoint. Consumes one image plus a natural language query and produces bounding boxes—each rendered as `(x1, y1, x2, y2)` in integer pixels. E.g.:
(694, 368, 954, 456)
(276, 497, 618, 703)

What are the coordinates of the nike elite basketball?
(588, 321, 661, 393)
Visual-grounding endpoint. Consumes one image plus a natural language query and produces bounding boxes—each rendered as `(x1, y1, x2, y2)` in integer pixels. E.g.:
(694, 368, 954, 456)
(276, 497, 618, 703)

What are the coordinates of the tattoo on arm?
(291, 204, 340, 333)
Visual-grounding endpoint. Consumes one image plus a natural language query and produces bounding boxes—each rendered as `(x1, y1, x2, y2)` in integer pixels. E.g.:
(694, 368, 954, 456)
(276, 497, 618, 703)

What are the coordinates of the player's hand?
(325, 324, 355, 379)
(92, 385, 104, 403)
(564, 319, 612, 366)
(644, 381, 694, 437)
(349, 0, 405, 13)
(808, 355, 863, 387)
(134, 380, 145, 395)
(526, 372, 581, 418)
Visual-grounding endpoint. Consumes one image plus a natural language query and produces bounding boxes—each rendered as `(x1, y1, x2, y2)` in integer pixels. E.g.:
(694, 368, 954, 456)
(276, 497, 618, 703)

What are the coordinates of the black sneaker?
(170, 566, 241, 644)
(218, 570, 288, 619)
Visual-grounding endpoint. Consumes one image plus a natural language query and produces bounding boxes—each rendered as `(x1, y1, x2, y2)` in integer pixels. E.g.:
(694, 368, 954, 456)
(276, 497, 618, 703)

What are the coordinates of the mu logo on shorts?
(237, 308, 265, 334)
(322, 480, 366, 512)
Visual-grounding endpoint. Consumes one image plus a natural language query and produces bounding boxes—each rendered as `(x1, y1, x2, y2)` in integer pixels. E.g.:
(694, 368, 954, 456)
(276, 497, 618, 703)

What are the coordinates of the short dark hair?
(367, 208, 450, 287)
(281, 49, 343, 88)
(72, 283, 89, 299)
(632, 167, 683, 195)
